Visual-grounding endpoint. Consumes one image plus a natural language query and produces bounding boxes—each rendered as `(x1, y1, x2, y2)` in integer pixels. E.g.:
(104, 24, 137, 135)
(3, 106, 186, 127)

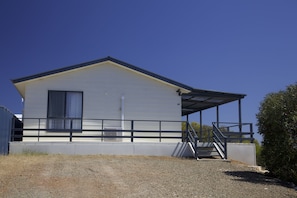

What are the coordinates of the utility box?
(0, 106, 22, 155)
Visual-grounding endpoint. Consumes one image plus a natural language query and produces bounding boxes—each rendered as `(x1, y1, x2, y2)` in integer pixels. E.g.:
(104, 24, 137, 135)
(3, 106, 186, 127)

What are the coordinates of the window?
(47, 91, 83, 131)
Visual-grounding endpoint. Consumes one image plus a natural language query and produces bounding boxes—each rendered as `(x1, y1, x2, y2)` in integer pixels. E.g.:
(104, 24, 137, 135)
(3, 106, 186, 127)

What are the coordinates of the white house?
(12, 57, 196, 142)
(10, 57, 256, 165)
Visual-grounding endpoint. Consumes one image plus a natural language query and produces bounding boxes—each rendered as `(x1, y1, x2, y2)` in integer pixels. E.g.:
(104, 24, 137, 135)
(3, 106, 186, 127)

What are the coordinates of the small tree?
(257, 83, 297, 184)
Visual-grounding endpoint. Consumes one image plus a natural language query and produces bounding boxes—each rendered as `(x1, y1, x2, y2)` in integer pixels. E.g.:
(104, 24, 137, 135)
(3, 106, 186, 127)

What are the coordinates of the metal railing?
(186, 122, 198, 159)
(212, 122, 254, 159)
(214, 122, 254, 143)
(212, 123, 227, 159)
(12, 118, 190, 143)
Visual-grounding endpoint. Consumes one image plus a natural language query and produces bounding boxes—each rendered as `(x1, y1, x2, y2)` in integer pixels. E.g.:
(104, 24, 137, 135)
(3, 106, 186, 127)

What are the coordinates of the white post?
(121, 95, 125, 130)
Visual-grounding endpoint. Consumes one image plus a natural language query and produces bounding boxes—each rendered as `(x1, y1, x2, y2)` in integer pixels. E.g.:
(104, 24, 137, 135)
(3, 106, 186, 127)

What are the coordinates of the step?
(197, 146, 220, 158)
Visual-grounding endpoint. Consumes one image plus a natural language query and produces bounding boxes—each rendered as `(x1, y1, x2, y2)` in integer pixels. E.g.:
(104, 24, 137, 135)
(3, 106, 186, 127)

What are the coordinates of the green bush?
(256, 83, 297, 184)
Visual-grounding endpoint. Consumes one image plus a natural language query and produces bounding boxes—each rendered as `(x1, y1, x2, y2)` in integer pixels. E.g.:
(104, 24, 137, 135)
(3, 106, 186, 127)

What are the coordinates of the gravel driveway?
(0, 155, 296, 198)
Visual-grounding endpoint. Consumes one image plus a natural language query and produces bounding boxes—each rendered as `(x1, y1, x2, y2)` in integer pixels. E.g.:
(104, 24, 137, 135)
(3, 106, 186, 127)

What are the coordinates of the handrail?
(212, 123, 227, 159)
(186, 122, 198, 159)
(213, 122, 254, 143)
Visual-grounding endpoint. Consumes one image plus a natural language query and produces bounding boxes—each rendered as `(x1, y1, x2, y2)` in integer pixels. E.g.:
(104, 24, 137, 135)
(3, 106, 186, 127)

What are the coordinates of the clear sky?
(1, 1, 297, 142)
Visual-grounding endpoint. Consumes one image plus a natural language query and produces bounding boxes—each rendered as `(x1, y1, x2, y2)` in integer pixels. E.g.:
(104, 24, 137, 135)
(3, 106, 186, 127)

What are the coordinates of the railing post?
(70, 119, 73, 142)
(159, 121, 161, 142)
(101, 120, 104, 142)
(131, 120, 134, 142)
(195, 136, 198, 159)
(224, 138, 227, 159)
(186, 122, 189, 142)
(199, 111, 202, 140)
(38, 118, 40, 142)
(250, 123, 254, 143)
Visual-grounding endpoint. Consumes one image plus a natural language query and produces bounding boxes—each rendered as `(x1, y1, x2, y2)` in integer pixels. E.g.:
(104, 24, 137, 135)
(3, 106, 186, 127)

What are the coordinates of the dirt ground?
(0, 154, 296, 198)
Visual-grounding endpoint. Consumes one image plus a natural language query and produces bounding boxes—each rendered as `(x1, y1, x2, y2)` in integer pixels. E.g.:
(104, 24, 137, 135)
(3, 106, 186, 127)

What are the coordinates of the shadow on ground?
(224, 171, 295, 189)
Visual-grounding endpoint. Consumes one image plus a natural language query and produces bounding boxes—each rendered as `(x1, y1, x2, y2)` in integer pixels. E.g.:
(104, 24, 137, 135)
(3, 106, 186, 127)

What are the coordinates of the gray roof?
(181, 89, 245, 116)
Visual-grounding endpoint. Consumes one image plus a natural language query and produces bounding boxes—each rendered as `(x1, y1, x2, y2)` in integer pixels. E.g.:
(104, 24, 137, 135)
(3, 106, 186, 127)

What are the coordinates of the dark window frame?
(47, 90, 83, 132)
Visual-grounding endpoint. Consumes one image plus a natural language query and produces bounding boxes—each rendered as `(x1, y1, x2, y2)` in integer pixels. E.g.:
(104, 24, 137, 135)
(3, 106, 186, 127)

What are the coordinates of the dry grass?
(0, 154, 296, 198)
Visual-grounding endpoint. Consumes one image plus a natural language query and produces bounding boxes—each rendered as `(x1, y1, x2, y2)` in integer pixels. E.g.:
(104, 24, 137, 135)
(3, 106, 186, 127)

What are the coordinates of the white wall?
(22, 62, 183, 142)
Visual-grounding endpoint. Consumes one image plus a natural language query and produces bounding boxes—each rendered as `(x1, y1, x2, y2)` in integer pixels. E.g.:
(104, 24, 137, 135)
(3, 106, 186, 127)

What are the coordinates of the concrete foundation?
(9, 142, 256, 165)
(9, 142, 193, 157)
(227, 143, 256, 165)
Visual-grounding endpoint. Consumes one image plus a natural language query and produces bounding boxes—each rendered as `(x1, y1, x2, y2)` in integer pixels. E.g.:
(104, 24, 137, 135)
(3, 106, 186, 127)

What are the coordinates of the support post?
(70, 119, 73, 142)
(159, 121, 161, 142)
(238, 99, 242, 142)
(184, 115, 189, 142)
(131, 120, 134, 142)
(216, 106, 219, 128)
(121, 95, 125, 130)
(199, 111, 202, 141)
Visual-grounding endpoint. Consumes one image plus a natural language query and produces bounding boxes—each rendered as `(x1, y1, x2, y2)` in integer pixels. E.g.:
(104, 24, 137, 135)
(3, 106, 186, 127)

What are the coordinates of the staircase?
(186, 122, 226, 160)
(196, 142, 220, 159)
(187, 122, 254, 160)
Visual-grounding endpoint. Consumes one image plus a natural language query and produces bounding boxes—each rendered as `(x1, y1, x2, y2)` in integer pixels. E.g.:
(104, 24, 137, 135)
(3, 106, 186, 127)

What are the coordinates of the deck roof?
(181, 89, 245, 116)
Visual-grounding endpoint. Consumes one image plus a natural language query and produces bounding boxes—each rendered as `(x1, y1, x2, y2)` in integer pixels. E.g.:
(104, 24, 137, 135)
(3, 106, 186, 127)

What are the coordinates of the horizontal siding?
(22, 62, 182, 142)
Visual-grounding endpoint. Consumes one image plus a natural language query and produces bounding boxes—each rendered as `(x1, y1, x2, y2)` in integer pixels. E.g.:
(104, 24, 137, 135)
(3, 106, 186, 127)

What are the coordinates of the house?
(10, 57, 256, 165)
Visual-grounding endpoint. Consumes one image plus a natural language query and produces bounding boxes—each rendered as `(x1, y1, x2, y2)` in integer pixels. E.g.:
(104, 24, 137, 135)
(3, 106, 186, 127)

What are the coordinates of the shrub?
(256, 83, 297, 184)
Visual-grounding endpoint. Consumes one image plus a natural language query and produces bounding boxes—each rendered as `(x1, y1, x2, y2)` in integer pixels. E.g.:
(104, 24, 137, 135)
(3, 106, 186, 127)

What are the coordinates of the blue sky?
(1, 1, 297, 141)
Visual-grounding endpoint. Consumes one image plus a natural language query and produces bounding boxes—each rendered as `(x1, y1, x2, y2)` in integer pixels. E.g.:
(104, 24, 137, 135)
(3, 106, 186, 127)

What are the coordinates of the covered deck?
(181, 88, 246, 128)
(182, 88, 254, 140)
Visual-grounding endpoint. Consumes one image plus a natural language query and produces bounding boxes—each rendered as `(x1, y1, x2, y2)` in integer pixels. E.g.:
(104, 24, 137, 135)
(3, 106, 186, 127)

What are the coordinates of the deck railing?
(186, 122, 198, 159)
(212, 123, 228, 159)
(211, 122, 254, 159)
(198, 122, 254, 144)
(214, 122, 254, 143)
(12, 118, 190, 143)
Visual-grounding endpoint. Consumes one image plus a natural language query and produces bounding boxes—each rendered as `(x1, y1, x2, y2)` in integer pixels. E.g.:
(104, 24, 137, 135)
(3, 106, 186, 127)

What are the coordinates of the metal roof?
(12, 56, 246, 116)
(181, 89, 246, 116)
